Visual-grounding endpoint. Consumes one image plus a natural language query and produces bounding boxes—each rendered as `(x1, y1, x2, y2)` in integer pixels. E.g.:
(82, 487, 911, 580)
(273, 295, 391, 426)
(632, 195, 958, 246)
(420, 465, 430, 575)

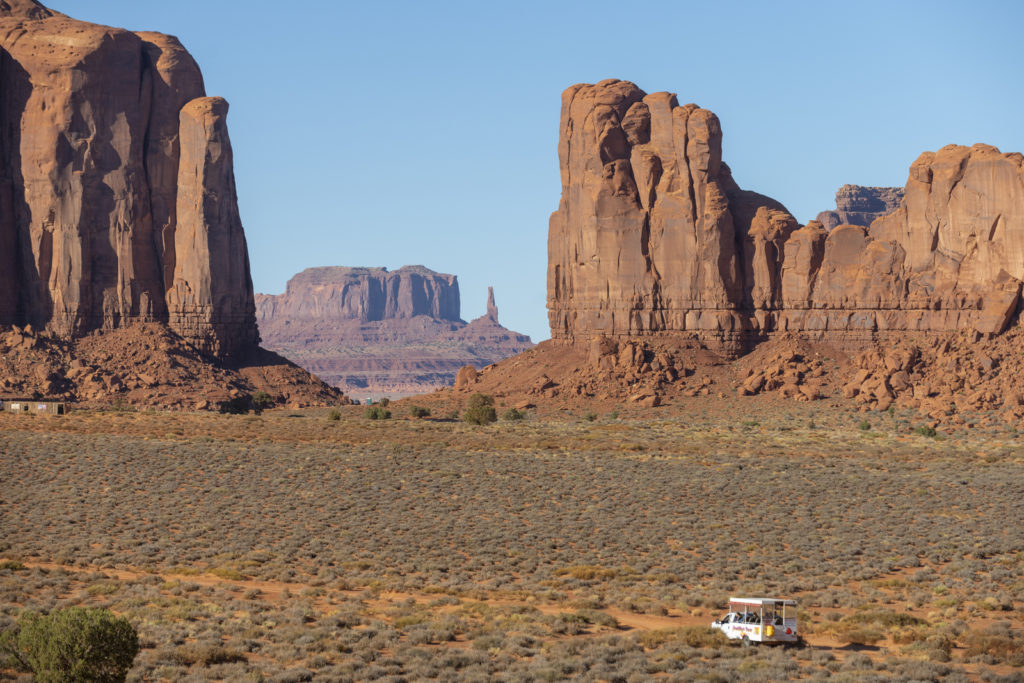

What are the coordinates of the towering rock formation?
(816, 185, 904, 231)
(547, 79, 797, 347)
(0, 0, 257, 356)
(484, 286, 498, 323)
(256, 267, 533, 398)
(548, 80, 1024, 350)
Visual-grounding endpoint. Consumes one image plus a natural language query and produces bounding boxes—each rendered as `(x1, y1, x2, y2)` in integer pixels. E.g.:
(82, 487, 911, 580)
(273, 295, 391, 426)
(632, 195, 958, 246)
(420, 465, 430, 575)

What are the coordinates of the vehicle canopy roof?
(729, 597, 797, 607)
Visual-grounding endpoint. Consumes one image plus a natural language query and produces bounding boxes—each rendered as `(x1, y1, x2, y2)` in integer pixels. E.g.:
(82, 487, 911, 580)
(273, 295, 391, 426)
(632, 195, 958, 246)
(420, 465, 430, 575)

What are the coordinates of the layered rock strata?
(548, 79, 1024, 350)
(256, 267, 533, 398)
(816, 185, 904, 231)
(255, 266, 461, 323)
(0, 0, 256, 356)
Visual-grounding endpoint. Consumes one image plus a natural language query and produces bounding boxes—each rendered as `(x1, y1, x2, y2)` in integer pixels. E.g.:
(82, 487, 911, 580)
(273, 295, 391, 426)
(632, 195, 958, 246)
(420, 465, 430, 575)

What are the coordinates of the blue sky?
(48, 1, 1024, 342)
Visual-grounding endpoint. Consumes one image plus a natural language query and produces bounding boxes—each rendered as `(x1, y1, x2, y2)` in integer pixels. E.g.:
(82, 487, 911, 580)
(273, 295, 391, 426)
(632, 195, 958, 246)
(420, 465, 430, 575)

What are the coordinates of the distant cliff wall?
(255, 266, 461, 324)
(816, 185, 904, 231)
(255, 269, 533, 398)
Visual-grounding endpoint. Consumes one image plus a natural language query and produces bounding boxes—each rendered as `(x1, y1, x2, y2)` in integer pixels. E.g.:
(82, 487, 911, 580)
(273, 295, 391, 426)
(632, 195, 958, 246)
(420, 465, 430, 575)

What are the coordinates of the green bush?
(502, 408, 525, 421)
(251, 391, 275, 413)
(327, 409, 341, 421)
(913, 424, 938, 438)
(857, 419, 871, 431)
(584, 412, 598, 422)
(365, 406, 391, 420)
(409, 405, 431, 419)
(0, 607, 139, 682)
(378, 397, 391, 408)
(463, 393, 497, 425)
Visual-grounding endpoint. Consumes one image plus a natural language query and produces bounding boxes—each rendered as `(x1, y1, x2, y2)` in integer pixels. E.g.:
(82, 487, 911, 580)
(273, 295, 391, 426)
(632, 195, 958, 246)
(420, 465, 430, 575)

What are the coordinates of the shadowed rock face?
(0, 1, 257, 356)
(817, 185, 904, 231)
(547, 80, 1024, 349)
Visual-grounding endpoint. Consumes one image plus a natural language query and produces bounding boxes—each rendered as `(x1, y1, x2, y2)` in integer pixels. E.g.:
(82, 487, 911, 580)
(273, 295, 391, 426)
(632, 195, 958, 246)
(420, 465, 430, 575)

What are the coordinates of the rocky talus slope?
(0, 1, 344, 407)
(256, 267, 533, 398)
(547, 79, 1024, 350)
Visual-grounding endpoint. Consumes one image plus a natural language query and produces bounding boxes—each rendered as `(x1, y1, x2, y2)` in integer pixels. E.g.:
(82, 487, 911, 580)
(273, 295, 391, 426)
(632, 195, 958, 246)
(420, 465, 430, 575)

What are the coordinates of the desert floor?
(1, 402, 1022, 681)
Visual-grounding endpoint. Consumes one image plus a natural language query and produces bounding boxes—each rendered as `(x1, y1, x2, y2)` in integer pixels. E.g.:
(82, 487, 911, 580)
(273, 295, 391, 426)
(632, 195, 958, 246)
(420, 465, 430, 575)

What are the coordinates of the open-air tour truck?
(711, 597, 799, 645)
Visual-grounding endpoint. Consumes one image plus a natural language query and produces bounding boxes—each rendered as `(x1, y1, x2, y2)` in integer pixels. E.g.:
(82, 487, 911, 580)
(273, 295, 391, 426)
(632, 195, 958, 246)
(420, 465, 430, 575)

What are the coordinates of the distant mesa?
(816, 185, 905, 232)
(0, 1, 343, 408)
(256, 266, 533, 399)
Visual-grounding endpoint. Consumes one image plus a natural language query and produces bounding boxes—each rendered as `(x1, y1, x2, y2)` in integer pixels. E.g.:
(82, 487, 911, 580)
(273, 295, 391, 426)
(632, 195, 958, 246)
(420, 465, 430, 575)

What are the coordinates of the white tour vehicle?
(711, 597, 799, 645)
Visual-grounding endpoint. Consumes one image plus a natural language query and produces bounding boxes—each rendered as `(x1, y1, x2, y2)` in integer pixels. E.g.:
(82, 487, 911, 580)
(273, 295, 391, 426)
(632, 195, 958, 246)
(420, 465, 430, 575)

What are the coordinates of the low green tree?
(463, 393, 497, 425)
(1, 607, 139, 682)
(251, 391, 275, 413)
(502, 407, 525, 421)
(365, 405, 391, 420)
(409, 405, 431, 418)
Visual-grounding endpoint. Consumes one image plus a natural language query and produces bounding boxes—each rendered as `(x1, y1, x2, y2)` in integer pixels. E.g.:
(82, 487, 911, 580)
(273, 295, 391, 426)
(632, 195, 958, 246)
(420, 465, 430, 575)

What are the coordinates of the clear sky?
(47, 1, 1024, 342)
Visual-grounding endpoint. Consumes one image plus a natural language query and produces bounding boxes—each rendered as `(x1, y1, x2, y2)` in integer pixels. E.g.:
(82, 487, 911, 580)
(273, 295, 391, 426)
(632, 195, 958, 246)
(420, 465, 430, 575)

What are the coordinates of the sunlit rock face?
(547, 79, 1024, 350)
(0, 0, 257, 356)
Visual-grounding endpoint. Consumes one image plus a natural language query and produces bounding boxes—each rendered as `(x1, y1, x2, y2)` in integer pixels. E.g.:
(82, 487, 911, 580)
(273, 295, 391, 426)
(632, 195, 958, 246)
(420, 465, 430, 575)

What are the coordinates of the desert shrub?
(0, 560, 25, 571)
(0, 607, 139, 682)
(502, 408, 524, 421)
(554, 565, 616, 581)
(377, 397, 391, 408)
(584, 412, 598, 422)
(636, 626, 728, 649)
(251, 391, 275, 413)
(327, 409, 341, 421)
(364, 406, 391, 420)
(409, 405, 431, 419)
(170, 643, 247, 667)
(219, 396, 251, 415)
(463, 393, 497, 425)
(831, 609, 926, 646)
(914, 424, 938, 438)
(857, 419, 871, 431)
(962, 623, 1024, 665)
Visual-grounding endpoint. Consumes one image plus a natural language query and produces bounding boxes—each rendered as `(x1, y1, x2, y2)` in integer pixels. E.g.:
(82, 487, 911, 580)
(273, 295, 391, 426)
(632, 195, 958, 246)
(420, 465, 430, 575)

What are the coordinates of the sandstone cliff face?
(548, 80, 1024, 348)
(256, 268, 533, 398)
(0, 0, 257, 356)
(547, 80, 794, 347)
(816, 185, 904, 231)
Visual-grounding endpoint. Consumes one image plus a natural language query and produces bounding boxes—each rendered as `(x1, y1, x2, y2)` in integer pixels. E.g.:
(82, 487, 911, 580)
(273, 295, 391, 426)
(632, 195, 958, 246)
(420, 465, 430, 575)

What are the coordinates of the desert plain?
(2, 397, 1023, 681)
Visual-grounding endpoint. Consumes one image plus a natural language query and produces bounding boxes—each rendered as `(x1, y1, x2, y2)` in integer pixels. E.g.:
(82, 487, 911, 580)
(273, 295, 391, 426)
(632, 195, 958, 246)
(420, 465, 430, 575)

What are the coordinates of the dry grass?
(1, 406, 1022, 680)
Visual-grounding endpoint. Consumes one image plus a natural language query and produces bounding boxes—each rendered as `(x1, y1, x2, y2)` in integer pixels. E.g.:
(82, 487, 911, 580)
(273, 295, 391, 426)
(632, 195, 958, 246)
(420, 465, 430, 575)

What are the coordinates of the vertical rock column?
(167, 97, 258, 356)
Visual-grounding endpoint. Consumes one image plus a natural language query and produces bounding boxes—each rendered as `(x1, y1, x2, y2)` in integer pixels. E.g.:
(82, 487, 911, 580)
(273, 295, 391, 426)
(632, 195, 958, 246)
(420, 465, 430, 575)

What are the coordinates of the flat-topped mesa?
(816, 185, 905, 231)
(0, 2, 257, 356)
(255, 266, 461, 323)
(547, 80, 1024, 350)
